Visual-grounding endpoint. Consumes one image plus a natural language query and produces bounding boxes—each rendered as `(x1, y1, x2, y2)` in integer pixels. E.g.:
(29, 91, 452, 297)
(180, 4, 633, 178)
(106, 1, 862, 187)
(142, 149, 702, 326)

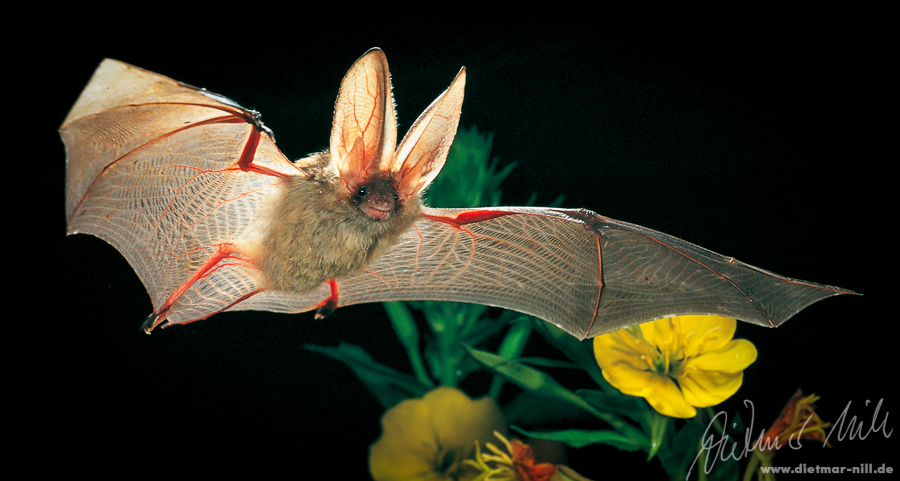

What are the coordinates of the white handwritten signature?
(687, 398, 891, 479)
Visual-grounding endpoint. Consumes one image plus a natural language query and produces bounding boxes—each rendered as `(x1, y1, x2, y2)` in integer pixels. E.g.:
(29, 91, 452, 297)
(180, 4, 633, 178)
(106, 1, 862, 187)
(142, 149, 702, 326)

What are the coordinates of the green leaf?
(531, 318, 608, 388)
(646, 410, 671, 461)
(516, 357, 581, 370)
(304, 343, 428, 409)
(465, 345, 601, 413)
(658, 421, 702, 481)
(656, 410, 745, 481)
(488, 318, 534, 399)
(425, 126, 514, 208)
(466, 345, 649, 448)
(502, 390, 591, 427)
(512, 426, 645, 452)
(577, 389, 652, 427)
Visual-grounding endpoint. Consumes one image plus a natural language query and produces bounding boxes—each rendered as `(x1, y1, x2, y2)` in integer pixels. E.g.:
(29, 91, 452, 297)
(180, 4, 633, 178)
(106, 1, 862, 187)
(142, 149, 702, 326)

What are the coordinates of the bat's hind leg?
(313, 279, 339, 319)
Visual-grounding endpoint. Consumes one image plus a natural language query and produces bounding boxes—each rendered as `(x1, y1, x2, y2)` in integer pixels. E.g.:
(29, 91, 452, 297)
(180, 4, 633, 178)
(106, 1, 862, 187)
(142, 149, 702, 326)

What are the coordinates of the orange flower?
(761, 390, 830, 450)
(466, 432, 592, 481)
(510, 439, 557, 481)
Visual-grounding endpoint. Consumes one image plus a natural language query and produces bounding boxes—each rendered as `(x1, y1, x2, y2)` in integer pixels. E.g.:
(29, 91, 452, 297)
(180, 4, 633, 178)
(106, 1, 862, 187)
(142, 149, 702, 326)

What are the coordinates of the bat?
(61, 48, 855, 340)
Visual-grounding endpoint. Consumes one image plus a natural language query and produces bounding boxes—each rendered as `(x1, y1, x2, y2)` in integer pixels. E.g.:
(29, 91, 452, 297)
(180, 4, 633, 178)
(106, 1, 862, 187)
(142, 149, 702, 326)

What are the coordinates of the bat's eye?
(355, 186, 367, 200)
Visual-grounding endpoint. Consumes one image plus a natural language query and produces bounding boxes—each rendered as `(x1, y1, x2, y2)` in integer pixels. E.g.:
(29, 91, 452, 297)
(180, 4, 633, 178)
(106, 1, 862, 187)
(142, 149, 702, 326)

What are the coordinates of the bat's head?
(329, 48, 466, 220)
(349, 173, 399, 220)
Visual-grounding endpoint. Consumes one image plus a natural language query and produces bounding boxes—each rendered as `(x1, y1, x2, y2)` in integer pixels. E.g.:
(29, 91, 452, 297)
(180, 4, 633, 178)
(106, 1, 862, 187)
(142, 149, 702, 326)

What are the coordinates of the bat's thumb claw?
(141, 312, 166, 334)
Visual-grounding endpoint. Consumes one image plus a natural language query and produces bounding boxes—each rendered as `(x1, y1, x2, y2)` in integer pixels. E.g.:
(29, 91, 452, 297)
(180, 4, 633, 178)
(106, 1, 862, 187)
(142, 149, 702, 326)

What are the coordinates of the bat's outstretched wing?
(237, 207, 853, 339)
(62, 59, 301, 329)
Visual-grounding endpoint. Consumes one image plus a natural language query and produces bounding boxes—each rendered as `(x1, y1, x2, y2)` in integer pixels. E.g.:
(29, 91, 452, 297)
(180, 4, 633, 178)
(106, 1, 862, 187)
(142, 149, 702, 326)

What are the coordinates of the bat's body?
(261, 151, 421, 294)
(61, 49, 854, 340)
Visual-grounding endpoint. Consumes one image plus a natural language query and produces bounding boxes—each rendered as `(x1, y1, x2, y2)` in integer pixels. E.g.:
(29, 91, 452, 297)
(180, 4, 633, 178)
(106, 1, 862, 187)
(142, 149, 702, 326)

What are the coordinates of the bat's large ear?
(330, 48, 397, 193)
(392, 67, 466, 201)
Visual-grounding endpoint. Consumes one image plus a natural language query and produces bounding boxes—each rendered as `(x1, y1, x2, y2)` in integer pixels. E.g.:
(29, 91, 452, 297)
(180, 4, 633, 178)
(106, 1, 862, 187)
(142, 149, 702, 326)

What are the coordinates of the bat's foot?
(314, 306, 334, 320)
(314, 278, 339, 319)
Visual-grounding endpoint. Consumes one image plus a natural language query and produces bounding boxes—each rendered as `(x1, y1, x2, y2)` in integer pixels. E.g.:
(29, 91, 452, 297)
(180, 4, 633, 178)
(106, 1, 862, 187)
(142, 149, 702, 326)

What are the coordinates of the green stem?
(706, 406, 725, 434)
(698, 434, 708, 481)
(742, 448, 774, 481)
(384, 302, 434, 388)
(742, 452, 759, 481)
(436, 308, 461, 387)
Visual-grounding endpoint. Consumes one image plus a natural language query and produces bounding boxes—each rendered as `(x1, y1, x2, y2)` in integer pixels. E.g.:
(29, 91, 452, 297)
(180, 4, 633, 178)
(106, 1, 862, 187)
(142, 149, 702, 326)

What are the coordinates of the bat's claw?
(141, 312, 166, 334)
(314, 306, 334, 320)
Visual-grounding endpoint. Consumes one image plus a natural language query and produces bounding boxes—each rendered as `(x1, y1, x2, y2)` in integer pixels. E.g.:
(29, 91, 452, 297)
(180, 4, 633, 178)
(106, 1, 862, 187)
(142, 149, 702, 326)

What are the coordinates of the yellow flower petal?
(369, 398, 442, 480)
(369, 387, 506, 481)
(644, 374, 697, 418)
(601, 365, 662, 398)
(594, 329, 655, 365)
(679, 370, 744, 407)
(689, 339, 757, 373)
(429, 388, 505, 452)
(639, 317, 677, 348)
(593, 315, 756, 419)
(680, 315, 736, 356)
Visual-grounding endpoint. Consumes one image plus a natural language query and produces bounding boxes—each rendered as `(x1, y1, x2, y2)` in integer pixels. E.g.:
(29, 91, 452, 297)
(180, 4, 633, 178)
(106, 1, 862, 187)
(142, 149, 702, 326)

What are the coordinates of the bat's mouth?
(363, 203, 393, 220)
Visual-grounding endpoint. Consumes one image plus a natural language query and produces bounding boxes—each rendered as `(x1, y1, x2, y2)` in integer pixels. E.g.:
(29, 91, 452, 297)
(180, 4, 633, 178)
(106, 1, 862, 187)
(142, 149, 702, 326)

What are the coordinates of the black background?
(32, 18, 887, 478)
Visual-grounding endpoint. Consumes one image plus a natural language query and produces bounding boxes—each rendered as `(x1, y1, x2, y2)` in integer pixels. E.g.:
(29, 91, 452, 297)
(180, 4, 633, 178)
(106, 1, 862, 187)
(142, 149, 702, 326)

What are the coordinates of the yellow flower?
(369, 386, 506, 481)
(593, 315, 757, 418)
(761, 390, 831, 450)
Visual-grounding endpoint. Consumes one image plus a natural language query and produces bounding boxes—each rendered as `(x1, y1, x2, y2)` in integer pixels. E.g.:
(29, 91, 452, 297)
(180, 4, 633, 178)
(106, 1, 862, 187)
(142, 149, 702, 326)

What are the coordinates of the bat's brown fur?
(260, 152, 421, 292)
